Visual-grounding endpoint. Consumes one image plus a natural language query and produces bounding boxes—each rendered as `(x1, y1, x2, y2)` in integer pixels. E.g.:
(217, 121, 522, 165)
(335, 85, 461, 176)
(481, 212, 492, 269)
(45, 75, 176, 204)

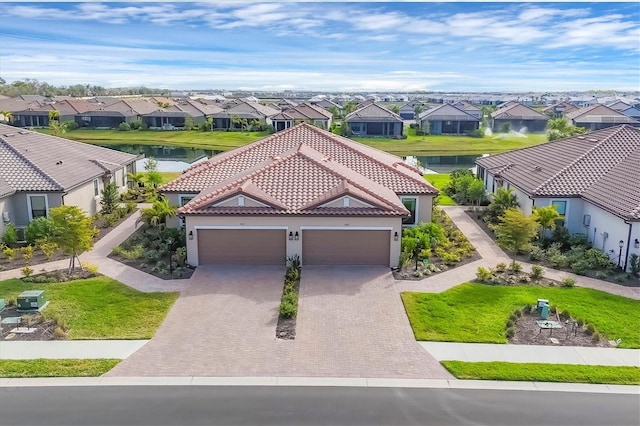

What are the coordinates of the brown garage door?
(302, 230, 390, 266)
(197, 229, 286, 265)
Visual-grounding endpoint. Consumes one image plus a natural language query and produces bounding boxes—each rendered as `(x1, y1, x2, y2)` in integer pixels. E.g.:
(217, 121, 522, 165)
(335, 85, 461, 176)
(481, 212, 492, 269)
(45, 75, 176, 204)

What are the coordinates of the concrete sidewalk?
(421, 342, 640, 367)
(0, 340, 149, 360)
(0, 376, 637, 394)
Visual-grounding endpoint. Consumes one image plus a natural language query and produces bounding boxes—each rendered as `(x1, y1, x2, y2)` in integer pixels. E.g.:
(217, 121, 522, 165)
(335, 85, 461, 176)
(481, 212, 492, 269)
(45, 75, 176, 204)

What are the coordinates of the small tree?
(533, 205, 560, 242)
(48, 206, 97, 274)
(390, 105, 400, 114)
(485, 187, 520, 224)
(184, 116, 195, 130)
(1, 110, 13, 124)
(100, 183, 119, 215)
(467, 179, 486, 209)
(491, 208, 539, 254)
(144, 157, 158, 172)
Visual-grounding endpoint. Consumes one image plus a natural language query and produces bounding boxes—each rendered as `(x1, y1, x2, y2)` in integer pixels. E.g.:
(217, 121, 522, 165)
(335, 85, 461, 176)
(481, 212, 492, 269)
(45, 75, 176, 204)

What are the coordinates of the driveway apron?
(107, 265, 293, 377)
(291, 266, 452, 379)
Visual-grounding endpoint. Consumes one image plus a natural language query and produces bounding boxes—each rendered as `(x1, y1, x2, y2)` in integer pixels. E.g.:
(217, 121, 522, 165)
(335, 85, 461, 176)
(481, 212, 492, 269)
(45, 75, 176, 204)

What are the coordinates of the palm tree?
(547, 117, 586, 141)
(49, 119, 67, 136)
(136, 198, 176, 229)
(533, 205, 560, 242)
(486, 187, 520, 224)
(1, 110, 13, 124)
(342, 101, 357, 116)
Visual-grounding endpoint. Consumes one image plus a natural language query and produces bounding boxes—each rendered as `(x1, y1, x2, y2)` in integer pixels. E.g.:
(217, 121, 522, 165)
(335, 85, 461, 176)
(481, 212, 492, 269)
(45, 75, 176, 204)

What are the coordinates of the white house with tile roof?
(0, 124, 138, 239)
(476, 124, 640, 271)
(161, 123, 438, 267)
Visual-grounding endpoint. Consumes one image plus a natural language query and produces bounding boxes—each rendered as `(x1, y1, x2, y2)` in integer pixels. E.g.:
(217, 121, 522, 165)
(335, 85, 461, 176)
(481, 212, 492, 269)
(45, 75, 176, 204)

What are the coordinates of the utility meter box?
(17, 290, 47, 312)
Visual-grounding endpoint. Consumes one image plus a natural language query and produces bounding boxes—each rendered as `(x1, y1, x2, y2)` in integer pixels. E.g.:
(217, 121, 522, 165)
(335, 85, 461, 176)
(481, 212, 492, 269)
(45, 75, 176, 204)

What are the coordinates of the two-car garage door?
(302, 230, 390, 266)
(197, 229, 286, 265)
(197, 228, 390, 266)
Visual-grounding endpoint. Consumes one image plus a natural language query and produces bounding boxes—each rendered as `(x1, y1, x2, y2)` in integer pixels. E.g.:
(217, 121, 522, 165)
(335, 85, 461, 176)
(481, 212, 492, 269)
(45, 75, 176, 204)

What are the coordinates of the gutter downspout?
(624, 220, 633, 272)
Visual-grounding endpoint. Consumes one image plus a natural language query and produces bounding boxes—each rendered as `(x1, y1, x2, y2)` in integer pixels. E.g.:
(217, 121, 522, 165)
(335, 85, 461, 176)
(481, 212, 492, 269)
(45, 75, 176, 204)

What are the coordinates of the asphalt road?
(0, 386, 637, 426)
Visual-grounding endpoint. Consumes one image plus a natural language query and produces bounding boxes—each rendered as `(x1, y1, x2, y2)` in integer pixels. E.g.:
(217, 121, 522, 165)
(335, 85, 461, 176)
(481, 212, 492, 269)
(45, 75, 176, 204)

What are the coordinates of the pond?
(100, 144, 221, 172)
(103, 144, 483, 174)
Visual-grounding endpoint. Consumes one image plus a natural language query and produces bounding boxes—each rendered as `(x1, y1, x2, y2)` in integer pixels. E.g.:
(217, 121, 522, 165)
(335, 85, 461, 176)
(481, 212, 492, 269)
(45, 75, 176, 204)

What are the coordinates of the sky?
(1, 1, 639, 92)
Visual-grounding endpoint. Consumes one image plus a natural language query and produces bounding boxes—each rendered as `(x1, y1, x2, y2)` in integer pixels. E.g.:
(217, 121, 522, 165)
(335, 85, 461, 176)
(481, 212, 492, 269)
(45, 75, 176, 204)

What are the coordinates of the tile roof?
(213, 101, 279, 119)
(163, 123, 437, 217)
(419, 104, 480, 122)
(542, 102, 579, 115)
(281, 103, 332, 121)
(345, 103, 403, 122)
(476, 125, 640, 220)
(565, 104, 639, 124)
(491, 103, 549, 121)
(0, 124, 138, 194)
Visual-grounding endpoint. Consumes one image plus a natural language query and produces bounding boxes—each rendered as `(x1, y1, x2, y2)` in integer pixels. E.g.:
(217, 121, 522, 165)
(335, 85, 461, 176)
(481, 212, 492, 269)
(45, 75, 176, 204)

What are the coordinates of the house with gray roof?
(344, 103, 404, 138)
(271, 103, 333, 132)
(452, 101, 482, 120)
(475, 124, 640, 271)
(490, 102, 549, 133)
(566, 105, 639, 131)
(398, 101, 428, 120)
(211, 101, 279, 130)
(0, 124, 138, 238)
(542, 102, 579, 118)
(418, 104, 480, 135)
(13, 99, 95, 128)
(75, 99, 157, 128)
(606, 100, 640, 121)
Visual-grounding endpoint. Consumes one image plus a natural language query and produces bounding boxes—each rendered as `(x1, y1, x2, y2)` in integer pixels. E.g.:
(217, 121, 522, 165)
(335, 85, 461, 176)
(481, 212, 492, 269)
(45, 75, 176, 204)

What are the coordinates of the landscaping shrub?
(528, 245, 546, 261)
(505, 327, 515, 339)
(629, 254, 640, 277)
(3, 247, 16, 261)
(25, 217, 55, 245)
(549, 253, 569, 268)
(585, 323, 596, 336)
(100, 183, 120, 215)
(506, 319, 514, 328)
(21, 245, 34, 262)
(595, 270, 608, 280)
(570, 259, 589, 275)
(21, 266, 34, 278)
(81, 262, 100, 274)
(591, 332, 601, 343)
(1, 224, 18, 246)
(569, 233, 589, 247)
(530, 265, 544, 280)
(495, 262, 507, 273)
(509, 260, 522, 273)
(118, 122, 131, 131)
(614, 274, 629, 283)
(476, 266, 492, 282)
(561, 277, 576, 288)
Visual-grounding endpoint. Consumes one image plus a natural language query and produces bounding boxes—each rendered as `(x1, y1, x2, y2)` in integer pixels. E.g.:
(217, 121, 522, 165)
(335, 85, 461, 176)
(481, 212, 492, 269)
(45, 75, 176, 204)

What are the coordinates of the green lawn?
(353, 133, 548, 156)
(424, 174, 456, 205)
(0, 359, 120, 378)
(0, 277, 178, 339)
(37, 128, 549, 157)
(154, 172, 181, 185)
(442, 361, 640, 385)
(401, 283, 640, 348)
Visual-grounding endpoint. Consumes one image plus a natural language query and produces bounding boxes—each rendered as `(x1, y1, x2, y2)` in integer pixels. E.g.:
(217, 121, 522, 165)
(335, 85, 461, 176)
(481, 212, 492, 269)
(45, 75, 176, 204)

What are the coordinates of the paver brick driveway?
(108, 265, 450, 379)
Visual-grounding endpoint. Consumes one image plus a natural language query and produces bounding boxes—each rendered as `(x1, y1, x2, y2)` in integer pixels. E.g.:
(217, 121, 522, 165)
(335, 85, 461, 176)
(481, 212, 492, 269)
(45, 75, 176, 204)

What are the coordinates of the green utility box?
(17, 290, 47, 312)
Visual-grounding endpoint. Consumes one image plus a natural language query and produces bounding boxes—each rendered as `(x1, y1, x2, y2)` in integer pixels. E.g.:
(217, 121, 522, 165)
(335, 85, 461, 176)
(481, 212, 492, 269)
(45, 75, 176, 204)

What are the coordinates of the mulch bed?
(393, 250, 481, 281)
(464, 209, 640, 287)
(275, 280, 299, 340)
(0, 209, 137, 273)
(510, 310, 611, 348)
(0, 306, 58, 341)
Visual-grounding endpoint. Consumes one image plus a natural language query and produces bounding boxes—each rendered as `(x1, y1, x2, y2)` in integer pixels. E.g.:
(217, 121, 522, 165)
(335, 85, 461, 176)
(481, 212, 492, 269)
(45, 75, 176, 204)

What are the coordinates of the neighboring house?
(311, 98, 341, 112)
(160, 123, 438, 267)
(452, 101, 482, 120)
(271, 103, 332, 131)
(565, 105, 639, 131)
(490, 102, 549, 133)
(418, 104, 480, 135)
(0, 124, 138, 238)
(398, 101, 428, 120)
(0, 99, 41, 122)
(211, 101, 279, 130)
(542, 102, 579, 118)
(606, 100, 640, 121)
(271, 98, 298, 110)
(75, 99, 157, 128)
(344, 103, 404, 137)
(13, 99, 95, 127)
(475, 124, 640, 272)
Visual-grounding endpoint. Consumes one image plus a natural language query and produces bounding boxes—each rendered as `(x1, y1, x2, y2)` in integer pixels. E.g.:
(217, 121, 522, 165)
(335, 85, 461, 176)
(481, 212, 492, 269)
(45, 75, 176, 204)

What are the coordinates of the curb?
(0, 376, 638, 394)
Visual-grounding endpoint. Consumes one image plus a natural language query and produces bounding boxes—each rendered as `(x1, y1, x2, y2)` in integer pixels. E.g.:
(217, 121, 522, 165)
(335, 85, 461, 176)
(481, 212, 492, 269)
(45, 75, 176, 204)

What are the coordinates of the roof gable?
(491, 103, 548, 120)
(566, 104, 639, 124)
(419, 104, 480, 121)
(345, 103, 402, 122)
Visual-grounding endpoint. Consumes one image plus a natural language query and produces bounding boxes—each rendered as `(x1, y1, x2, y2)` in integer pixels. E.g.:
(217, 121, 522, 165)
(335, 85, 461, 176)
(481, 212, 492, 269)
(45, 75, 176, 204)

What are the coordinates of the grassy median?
(442, 361, 640, 385)
(0, 277, 178, 339)
(0, 359, 120, 378)
(401, 283, 640, 348)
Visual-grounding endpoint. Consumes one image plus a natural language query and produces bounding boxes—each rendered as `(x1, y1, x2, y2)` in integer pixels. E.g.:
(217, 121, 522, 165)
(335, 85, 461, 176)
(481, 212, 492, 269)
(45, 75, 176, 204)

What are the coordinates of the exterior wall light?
(394, 231, 399, 241)
(288, 231, 294, 241)
(618, 240, 624, 268)
(294, 231, 299, 241)
(188, 231, 193, 240)
(635, 239, 639, 249)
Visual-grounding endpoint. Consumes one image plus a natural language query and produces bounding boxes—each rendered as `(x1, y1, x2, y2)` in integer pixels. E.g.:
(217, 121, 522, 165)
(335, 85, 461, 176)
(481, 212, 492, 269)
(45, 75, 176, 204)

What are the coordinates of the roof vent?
(271, 155, 281, 161)
(18, 130, 30, 135)
(3, 133, 16, 137)
(56, 160, 63, 165)
(322, 156, 332, 162)
(533, 166, 542, 172)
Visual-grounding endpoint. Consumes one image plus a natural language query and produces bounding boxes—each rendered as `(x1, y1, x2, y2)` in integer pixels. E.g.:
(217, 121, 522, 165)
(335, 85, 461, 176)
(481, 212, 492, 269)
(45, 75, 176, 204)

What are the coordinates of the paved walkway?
(421, 342, 640, 367)
(0, 208, 187, 293)
(0, 340, 148, 360)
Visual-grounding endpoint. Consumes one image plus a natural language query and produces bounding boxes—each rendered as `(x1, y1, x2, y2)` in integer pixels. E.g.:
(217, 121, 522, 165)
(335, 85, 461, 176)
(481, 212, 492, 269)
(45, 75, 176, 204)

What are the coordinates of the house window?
(551, 200, 567, 215)
(27, 195, 48, 220)
(178, 195, 195, 227)
(401, 197, 418, 225)
(93, 179, 99, 196)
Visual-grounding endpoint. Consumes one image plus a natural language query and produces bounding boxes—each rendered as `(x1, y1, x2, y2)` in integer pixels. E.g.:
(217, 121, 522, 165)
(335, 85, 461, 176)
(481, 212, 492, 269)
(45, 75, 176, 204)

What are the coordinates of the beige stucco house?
(161, 123, 438, 268)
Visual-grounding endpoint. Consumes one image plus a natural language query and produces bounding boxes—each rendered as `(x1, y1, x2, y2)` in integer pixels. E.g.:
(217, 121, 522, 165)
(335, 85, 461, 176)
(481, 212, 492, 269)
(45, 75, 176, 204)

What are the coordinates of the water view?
(403, 155, 482, 174)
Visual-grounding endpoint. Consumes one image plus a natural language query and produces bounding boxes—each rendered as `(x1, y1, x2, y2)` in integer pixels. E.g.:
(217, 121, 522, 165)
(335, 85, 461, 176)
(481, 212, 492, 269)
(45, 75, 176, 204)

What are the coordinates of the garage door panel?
(303, 230, 390, 266)
(198, 229, 285, 265)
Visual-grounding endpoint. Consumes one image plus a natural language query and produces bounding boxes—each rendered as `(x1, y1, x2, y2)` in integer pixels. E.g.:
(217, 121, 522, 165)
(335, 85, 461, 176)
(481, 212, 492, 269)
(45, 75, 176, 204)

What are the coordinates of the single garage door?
(197, 229, 286, 265)
(302, 230, 390, 266)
